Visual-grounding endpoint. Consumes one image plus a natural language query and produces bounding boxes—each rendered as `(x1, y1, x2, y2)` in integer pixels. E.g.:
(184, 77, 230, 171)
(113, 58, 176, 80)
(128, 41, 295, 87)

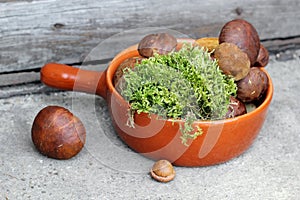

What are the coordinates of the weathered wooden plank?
(1, 0, 300, 73)
(262, 37, 300, 54)
(0, 83, 59, 99)
(0, 71, 39, 86)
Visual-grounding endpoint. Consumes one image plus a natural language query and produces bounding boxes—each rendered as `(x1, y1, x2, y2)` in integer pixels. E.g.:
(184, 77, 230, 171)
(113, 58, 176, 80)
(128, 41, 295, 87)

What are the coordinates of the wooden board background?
(1, 0, 300, 74)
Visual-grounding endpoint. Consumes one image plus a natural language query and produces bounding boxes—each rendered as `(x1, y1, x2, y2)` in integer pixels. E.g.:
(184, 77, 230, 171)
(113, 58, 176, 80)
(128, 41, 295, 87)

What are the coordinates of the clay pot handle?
(40, 63, 107, 98)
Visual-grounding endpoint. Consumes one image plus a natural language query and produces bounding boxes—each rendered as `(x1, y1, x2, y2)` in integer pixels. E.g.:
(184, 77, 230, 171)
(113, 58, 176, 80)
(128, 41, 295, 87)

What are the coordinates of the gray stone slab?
(0, 54, 300, 199)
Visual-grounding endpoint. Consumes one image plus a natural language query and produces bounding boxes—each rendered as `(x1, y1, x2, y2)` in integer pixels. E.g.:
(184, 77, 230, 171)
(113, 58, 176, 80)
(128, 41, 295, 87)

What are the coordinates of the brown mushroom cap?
(150, 160, 175, 183)
(31, 106, 86, 159)
(214, 42, 250, 81)
(226, 96, 247, 118)
(236, 67, 269, 103)
(138, 33, 177, 58)
(196, 37, 219, 52)
(254, 44, 269, 67)
(219, 19, 260, 66)
(113, 57, 144, 86)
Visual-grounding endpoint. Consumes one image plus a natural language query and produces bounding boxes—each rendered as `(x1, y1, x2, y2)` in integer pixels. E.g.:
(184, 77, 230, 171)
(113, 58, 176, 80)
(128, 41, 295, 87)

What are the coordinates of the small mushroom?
(214, 42, 250, 81)
(236, 67, 269, 103)
(138, 33, 177, 58)
(195, 37, 219, 52)
(31, 106, 86, 160)
(150, 160, 175, 183)
(226, 96, 247, 118)
(254, 44, 269, 67)
(113, 57, 144, 86)
(219, 19, 260, 66)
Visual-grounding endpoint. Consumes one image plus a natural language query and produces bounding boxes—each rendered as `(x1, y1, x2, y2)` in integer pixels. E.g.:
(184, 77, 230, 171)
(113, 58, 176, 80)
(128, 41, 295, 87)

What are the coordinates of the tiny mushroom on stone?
(150, 160, 175, 183)
(31, 106, 86, 160)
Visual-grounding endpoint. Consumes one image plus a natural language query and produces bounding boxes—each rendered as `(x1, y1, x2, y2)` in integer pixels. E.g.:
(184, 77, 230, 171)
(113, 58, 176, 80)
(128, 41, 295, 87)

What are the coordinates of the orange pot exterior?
(40, 39, 273, 166)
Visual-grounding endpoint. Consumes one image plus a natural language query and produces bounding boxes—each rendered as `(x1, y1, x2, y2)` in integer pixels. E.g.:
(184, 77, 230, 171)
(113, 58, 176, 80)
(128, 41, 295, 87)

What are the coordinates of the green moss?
(119, 44, 237, 145)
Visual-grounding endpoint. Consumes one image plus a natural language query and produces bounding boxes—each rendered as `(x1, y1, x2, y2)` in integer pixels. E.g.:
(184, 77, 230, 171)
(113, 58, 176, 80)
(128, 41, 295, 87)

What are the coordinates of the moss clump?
(119, 44, 237, 145)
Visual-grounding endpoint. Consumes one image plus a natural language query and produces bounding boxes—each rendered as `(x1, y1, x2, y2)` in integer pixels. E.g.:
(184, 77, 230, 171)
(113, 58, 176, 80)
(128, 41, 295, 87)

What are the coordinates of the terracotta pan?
(40, 38, 273, 166)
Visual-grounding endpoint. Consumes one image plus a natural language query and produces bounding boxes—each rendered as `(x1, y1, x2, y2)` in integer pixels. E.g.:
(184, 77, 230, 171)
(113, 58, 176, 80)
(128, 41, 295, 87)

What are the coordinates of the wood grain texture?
(0, 71, 39, 86)
(1, 0, 300, 73)
(0, 83, 59, 99)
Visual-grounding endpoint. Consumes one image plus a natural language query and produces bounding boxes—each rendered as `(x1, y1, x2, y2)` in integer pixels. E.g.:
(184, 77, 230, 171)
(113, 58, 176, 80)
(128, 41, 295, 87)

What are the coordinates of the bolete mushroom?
(31, 106, 86, 160)
(226, 96, 247, 118)
(195, 37, 219, 52)
(214, 42, 250, 81)
(150, 160, 175, 183)
(236, 67, 269, 103)
(254, 44, 269, 67)
(138, 33, 177, 58)
(113, 57, 144, 86)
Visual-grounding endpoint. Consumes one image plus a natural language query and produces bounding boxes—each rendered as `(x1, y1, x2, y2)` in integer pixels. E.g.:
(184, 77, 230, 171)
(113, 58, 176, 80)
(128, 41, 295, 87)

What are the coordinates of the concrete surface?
(1, 52, 300, 199)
